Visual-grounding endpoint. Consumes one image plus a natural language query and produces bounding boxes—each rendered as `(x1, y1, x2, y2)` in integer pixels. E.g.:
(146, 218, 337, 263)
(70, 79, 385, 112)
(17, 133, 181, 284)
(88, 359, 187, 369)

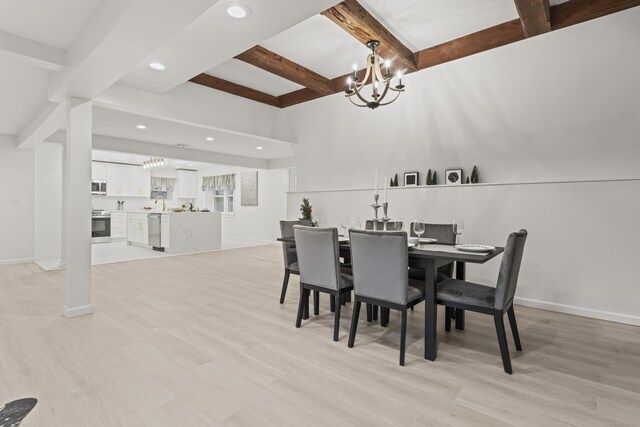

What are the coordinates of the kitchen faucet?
(154, 195, 166, 212)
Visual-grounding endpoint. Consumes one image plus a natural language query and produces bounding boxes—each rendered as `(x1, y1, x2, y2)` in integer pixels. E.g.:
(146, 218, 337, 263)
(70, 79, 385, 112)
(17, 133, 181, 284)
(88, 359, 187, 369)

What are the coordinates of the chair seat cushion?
(340, 273, 354, 289)
(437, 279, 495, 309)
(407, 279, 426, 303)
(288, 262, 299, 273)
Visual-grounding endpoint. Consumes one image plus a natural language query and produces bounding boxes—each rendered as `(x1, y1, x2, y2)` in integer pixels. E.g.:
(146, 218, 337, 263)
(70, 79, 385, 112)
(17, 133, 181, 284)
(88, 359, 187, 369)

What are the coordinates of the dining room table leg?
(455, 261, 466, 330)
(424, 258, 438, 361)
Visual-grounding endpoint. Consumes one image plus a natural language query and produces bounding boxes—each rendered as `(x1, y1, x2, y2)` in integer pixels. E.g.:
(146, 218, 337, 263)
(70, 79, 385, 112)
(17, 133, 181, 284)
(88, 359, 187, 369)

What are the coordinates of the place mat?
(411, 244, 491, 255)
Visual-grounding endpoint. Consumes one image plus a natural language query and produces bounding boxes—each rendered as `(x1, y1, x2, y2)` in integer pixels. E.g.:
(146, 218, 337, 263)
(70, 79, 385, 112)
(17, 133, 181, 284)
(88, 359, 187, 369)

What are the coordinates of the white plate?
(408, 242, 416, 248)
(455, 244, 495, 253)
(419, 238, 437, 244)
(338, 237, 349, 243)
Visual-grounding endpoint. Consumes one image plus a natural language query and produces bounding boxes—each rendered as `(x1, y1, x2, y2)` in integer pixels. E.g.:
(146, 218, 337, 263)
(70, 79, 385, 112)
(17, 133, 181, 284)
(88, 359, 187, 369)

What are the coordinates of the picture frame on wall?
(404, 172, 419, 187)
(445, 169, 463, 185)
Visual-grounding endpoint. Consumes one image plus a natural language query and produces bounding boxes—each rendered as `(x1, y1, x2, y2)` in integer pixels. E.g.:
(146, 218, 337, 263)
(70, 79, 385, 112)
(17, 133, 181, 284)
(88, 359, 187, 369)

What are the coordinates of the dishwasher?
(148, 213, 164, 251)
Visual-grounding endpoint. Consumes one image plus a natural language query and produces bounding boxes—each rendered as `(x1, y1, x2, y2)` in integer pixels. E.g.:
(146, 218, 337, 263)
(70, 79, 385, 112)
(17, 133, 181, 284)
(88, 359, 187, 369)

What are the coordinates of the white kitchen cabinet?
(177, 170, 198, 199)
(92, 162, 107, 181)
(110, 212, 127, 239)
(129, 167, 150, 198)
(106, 164, 130, 197)
(127, 213, 148, 246)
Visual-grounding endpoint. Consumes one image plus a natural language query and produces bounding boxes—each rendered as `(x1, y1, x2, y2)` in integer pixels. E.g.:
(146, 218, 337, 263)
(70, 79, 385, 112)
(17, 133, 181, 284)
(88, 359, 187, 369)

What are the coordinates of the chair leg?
(381, 307, 390, 327)
(507, 306, 523, 351)
(330, 295, 336, 313)
(372, 305, 378, 321)
(366, 304, 373, 322)
(280, 269, 290, 304)
(400, 309, 407, 366)
(333, 293, 342, 342)
(348, 298, 361, 348)
(302, 289, 310, 320)
(494, 312, 513, 374)
(345, 292, 352, 303)
(313, 291, 319, 316)
(295, 285, 306, 328)
(444, 307, 452, 332)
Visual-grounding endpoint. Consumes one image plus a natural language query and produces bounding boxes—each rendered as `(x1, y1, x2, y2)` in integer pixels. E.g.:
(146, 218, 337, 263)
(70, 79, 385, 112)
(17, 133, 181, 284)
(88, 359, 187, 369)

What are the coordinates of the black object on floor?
(0, 398, 38, 427)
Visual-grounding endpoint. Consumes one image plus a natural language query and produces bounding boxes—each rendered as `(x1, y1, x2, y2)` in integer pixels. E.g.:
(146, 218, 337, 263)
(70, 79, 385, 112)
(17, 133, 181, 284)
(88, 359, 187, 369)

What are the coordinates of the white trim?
(514, 297, 640, 327)
(63, 304, 94, 318)
(0, 257, 34, 265)
(35, 258, 64, 271)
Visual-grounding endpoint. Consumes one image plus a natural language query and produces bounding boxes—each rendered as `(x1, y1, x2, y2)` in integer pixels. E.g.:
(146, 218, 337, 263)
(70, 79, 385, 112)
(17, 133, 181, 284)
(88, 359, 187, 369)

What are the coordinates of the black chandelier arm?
(346, 95, 369, 108)
(351, 82, 373, 106)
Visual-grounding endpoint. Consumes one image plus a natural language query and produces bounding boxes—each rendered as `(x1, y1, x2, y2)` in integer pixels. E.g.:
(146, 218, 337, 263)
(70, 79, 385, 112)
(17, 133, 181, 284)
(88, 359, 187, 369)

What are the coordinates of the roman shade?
(150, 177, 176, 191)
(202, 174, 235, 191)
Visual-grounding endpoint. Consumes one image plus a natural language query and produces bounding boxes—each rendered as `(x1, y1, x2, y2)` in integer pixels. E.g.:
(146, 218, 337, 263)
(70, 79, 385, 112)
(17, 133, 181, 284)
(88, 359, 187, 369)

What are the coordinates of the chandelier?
(142, 157, 167, 169)
(344, 40, 405, 109)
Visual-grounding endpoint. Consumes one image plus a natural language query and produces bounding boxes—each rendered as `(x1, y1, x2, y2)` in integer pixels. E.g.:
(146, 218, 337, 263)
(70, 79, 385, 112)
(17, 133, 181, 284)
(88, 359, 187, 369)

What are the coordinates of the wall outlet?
(11, 197, 22, 205)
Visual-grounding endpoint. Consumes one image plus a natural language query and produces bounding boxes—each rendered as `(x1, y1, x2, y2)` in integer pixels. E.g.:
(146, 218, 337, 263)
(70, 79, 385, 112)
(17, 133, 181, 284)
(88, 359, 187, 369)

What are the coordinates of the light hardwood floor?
(1, 244, 639, 426)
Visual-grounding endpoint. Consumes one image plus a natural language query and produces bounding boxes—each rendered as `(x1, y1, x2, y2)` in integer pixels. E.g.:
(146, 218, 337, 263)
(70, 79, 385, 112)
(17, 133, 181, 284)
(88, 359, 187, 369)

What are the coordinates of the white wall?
(35, 142, 63, 265)
(284, 9, 640, 325)
(0, 138, 35, 263)
(197, 166, 288, 243)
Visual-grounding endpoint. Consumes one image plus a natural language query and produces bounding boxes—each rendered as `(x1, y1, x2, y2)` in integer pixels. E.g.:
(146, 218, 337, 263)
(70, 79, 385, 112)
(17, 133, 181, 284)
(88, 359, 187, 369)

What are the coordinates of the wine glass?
(393, 217, 404, 231)
(453, 218, 464, 245)
(413, 220, 425, 246)
(340, 215, 349, 235)
(350, 216, 362, 230)
(312, 216, 322, 227)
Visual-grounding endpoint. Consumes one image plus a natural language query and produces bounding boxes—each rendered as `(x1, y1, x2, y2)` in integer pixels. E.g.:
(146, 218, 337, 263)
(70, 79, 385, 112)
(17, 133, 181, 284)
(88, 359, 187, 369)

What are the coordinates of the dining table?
(277, 234, 504, 361)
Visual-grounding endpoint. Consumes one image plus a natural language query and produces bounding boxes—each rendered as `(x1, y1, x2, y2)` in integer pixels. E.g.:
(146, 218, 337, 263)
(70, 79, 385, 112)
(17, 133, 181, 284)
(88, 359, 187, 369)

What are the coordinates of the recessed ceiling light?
(227, 4, 251, 18)
(188, 163, 193, 166)
(256, 146, 263, 150)
(104, 159, 110, 161)
(206, 137, 214, 141)
(136, 124, 146, 129)
(149, 62, 166, 71)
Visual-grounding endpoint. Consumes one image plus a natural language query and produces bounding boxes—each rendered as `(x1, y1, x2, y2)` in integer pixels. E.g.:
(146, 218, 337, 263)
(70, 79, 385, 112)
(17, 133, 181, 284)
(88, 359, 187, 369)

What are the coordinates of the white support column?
(63, 98, 93, 318)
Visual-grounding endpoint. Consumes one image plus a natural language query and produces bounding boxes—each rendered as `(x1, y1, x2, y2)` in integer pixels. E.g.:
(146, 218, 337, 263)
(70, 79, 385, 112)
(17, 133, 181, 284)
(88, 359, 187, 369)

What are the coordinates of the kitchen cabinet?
(110, 212, 127, 239)
(177, 170, 198, 199)
(106, 164, 130, 197)
(127, 213, 148, 246)
(92, 162, 107, 181)
(129, 167, 150, 198)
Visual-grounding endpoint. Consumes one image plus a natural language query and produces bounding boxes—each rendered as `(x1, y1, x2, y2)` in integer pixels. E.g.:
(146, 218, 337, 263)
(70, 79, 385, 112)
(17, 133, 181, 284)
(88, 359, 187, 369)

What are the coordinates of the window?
(213, 189, 234, 215)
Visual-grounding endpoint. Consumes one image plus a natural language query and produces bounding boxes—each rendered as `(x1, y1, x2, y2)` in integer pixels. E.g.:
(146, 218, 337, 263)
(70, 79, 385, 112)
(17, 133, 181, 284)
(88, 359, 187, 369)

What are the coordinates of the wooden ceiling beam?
(279, 69, 369, 108)
(415, 19, 525, 70)
(189, 74, 282, 108)
(235, 45, 335, 95)
(514, 0, 551, 37)
(322, 0, 418, 73)
(551, 0, 640, 30)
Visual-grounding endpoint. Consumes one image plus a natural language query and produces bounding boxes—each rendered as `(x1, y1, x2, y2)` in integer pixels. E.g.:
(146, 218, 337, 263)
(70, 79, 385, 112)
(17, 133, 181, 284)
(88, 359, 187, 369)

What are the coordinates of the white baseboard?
(514, 297, 640, 327)
(0, 257, 34, 266)
(35, 258, 64, 271)
(63, 304, 94, 318)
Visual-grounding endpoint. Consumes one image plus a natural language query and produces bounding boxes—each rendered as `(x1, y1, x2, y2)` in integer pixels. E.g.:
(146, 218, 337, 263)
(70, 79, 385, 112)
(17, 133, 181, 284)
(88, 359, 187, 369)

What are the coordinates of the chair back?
(349, 229, 409, 305)
(494, 229, 528, 310)
(279, 220, 310, 267)
(409, 222, 456, 244)
(293, 226, 341, 290)
(365, 220, 403, 231)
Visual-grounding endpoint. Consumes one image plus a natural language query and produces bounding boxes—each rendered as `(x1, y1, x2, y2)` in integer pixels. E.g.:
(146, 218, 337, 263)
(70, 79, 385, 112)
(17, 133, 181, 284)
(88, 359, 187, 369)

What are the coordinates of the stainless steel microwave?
(91, 180, 107, 195)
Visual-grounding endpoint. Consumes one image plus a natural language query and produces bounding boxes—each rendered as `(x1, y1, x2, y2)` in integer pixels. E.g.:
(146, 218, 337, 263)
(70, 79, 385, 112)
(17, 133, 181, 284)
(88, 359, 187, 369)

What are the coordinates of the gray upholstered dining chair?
(279, 220, 311, 304)
(409, 222, 457, 282)
(293, 226, 354, 341)
(438, 229, 528, 374)
(365, 220, 403, 231)
(348, 229, 425, 366)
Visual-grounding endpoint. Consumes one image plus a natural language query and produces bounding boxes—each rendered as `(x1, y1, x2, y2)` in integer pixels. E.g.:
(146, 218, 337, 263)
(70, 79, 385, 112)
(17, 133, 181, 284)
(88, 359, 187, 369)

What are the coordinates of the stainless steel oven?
(91, 180, 107, 195)
(91, 210, 111, 243)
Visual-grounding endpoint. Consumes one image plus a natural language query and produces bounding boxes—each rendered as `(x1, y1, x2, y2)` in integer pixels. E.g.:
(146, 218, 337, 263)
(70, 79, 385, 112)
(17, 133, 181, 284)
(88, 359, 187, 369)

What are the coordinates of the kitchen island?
(128, 211, 222, 255)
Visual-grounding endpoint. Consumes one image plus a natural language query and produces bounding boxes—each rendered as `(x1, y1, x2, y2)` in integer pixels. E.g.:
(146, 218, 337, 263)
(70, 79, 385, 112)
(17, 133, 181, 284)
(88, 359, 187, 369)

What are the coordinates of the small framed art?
(445, 169, 462, 185)
(404, 172, 419, 187)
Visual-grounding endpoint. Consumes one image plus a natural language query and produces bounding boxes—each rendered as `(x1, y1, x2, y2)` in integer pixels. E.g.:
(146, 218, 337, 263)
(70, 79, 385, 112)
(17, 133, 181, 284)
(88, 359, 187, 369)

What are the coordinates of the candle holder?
(381, 202, 390, 230)
(371, 193, 381, 221)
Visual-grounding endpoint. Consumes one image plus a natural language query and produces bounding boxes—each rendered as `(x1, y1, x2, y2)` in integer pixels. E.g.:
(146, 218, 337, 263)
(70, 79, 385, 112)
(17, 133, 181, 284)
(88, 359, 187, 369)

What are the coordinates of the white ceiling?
(0, 0, 100, 49)
(89, 107, 294, 160)
(206, 59, 303, 96)
(91, 149, 230, 172)
(261, 15, 372, 79)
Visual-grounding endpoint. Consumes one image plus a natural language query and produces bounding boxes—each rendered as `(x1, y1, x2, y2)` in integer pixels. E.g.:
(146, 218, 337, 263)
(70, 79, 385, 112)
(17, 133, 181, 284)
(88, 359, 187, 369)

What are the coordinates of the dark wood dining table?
(278, 236, 504, 361)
